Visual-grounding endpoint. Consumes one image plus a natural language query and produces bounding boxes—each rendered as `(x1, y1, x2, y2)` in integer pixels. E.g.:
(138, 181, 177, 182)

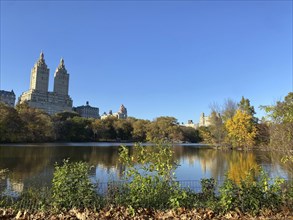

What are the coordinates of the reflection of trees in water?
(0, 146, 125, 189)
(173, 146, 292, 181)
(0, 145, 291, 192)
(51, 146, 126, 179)
(198, 150, 228, 181)
(173, 146, 229, 181)
(227, 153, 259, 183)
(0, 146, 52, 181)
(87, 146, 125, 179)
(88, 147, 120, 166)
(254, 151, 293, 179)
(0, 146, 54, 192)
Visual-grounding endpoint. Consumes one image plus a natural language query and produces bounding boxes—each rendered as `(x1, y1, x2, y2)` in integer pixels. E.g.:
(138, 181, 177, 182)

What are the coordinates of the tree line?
(0, 102, 200, 143)
(1, 92, 292, 150)
(198, 92, 292, 152)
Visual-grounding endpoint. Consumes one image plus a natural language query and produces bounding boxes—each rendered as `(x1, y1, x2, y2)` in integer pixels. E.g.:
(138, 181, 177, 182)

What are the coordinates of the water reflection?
(0, 143, 291, 194)
(227, 153, 259, 184)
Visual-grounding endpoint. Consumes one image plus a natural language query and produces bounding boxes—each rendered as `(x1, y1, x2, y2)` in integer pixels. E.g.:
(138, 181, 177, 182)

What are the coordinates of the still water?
(0, 143, 292, 194)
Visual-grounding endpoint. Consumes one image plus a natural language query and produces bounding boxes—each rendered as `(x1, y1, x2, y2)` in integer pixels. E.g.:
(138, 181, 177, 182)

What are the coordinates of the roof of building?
(0, 90, 15, 95)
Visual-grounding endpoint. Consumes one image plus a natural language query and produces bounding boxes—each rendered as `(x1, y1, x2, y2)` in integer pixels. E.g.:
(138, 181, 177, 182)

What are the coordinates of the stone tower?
(199, 113, 205, 126)
(19, 52, 73, 115)
(199, 112, 211, 127)
(53, 58, 69, 95)
(116, 104, 127, 119)
(119, 104, 127, 115)
(29, 52, 50, 92)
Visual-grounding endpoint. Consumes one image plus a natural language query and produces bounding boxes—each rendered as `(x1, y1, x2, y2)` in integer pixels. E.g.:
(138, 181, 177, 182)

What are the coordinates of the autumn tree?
(238, 96, 257, 123)
(66, 117, 93, 141)
(262, 92, 293, 124)
(52, 111, 93, 141)
(255, 121, 270, 146)
(114, 119, 133, 141)
(205, 98, 237, 146)
(16, 102, 54, 142)
(53, 111, 80, 121)
(91, 119, 103, 141)
(146, 117, 183, 142)
(225, 110, 258, 149)
(208, 111, 226, 146)
(0, 103, 23, 142)
(261, 92, 293, 153)
(91, 116, 117, 141)
(52, 111, 81, 140)
(221, 98, 238, 122)
(180, 126, 201, 143)
(132, 119, 150, 142)
(198, 126, 213, 144)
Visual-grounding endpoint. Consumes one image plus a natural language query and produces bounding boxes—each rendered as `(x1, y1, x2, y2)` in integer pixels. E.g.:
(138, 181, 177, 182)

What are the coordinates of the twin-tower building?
(19, 52, 73, 115)
(18, 52, 128, 119)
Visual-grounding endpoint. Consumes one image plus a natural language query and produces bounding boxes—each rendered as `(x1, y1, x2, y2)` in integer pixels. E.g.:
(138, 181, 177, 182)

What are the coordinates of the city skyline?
(1, 1, 292, 123)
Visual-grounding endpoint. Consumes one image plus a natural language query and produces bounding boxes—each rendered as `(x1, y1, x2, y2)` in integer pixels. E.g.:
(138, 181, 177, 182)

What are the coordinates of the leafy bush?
(52, 159, 98, 210)
(177, 178, 218, 209)
(219, 170, 286, 214)
(201, 178, 216, 199)
(118, 142, 183, 209)
(200, 178, 218, 209)
(287, 181, 293, 210)
(219, 178, 240, 212)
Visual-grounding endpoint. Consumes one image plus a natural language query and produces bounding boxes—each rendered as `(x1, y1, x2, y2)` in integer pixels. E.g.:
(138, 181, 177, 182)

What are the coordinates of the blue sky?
(1, 0, 292, 123)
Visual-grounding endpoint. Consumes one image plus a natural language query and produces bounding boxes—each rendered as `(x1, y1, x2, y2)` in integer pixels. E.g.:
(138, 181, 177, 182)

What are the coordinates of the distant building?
(114, 104, 128, 119)
(101, 110, 113, 119)
(199, 112, 211, 127)
(19, 52, 73, 115)
(74, 101, 100, 119)
(0, 90, 15, 107)
(101, 104, 128, 119)
(182, 120, 198, 129)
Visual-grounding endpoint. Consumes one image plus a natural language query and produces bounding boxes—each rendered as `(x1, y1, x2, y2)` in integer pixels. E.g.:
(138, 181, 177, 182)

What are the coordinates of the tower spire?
(54, 57, 69, 95)
(30, 52, 49, 92)
(58, 58, 65, 68)
(40, 51, 44, 60)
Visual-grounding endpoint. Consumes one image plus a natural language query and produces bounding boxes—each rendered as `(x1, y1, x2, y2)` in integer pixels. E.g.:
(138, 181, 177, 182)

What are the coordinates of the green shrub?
(239, 171, 284, 214)
(172, 189, 200, 208)
(219, 170, 286, 214)
(219, 178, 239, 212)
(263, 177, 284, 211)
(286, 181, 293, 211)
(198, 178, 218, 209)
(201, 178, 216, 199)
(239, 178, 263, 214)
(52, 159, 98, 210)
(118, 142, 182, 209)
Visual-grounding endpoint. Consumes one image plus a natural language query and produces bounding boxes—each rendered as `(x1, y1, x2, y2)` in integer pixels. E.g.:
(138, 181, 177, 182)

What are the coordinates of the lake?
(0, 143, 292, 195)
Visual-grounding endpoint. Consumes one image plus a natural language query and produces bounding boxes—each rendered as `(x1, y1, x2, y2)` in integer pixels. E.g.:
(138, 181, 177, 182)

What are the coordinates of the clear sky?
(1, 0, 292, 124)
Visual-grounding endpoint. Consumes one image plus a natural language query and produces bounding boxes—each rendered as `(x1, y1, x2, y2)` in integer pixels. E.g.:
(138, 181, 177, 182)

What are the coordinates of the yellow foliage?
(228, 153, 259, 184)
(225, 110, 258, 148)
